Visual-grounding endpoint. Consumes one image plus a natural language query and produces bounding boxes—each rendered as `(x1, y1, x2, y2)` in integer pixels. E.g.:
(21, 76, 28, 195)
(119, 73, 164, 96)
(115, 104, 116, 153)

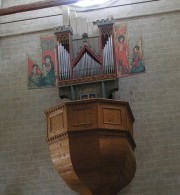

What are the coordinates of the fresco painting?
(27, 36, 57, 89)
(130, 38, 145, 74)
(114, 22, 145, 77)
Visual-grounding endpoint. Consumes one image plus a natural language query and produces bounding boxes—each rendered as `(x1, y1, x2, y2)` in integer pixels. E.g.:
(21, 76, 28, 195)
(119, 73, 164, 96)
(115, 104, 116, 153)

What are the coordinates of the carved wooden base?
(45, 99, 136, 195)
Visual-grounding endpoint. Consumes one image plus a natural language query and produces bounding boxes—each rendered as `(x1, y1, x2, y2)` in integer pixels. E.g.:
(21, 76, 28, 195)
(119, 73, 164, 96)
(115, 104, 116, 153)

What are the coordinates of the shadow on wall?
(5, 184, 22, 195)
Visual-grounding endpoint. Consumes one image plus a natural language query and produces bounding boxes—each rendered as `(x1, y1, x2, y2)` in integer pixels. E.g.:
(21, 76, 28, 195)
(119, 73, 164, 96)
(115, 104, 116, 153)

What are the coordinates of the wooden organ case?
(45, 18, 136, 195)
(55, 19, 118, 100)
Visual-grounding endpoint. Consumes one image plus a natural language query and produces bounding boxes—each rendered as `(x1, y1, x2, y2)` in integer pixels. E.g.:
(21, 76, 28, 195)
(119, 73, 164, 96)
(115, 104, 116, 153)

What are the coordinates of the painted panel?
(27, 36, 57, 89)
(114, 22, 145, 77)
(41, 36, 56, 87)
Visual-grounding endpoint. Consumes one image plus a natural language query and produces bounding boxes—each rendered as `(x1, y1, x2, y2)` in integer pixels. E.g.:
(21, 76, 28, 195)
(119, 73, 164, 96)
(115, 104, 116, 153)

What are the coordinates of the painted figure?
(131, 45, 145, 74)
(27, 36, 57, 89)
(28, 64, 42, 87)
(115, 24, 130, 75)
(115, 35, 129, 68)
(41, 55, 56, 86)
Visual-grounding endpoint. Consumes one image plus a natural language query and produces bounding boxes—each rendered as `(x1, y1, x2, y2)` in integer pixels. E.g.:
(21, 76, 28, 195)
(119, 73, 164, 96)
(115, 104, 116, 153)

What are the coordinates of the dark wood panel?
(0, 0, 79, 16)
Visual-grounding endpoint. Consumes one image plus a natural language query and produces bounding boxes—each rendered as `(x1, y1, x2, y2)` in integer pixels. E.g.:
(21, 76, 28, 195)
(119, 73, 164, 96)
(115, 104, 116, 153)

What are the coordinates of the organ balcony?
(45, 99, 136, 195)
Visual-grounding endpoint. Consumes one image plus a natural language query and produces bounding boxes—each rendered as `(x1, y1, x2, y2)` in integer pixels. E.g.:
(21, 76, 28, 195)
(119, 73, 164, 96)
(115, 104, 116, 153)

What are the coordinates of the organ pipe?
(73, 52, 101, 79)
(58, 43, 71, 80)
(102, 35, 114, 74)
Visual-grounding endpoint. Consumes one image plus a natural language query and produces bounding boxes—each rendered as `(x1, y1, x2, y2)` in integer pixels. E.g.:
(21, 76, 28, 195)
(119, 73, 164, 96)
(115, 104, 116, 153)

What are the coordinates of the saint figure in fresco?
(115, 35, 129, 68)
(41, 55, 56, 86)
(131, 45, 145, 74)
(115, 24, 130, 75)
(28, 64, 42, 88)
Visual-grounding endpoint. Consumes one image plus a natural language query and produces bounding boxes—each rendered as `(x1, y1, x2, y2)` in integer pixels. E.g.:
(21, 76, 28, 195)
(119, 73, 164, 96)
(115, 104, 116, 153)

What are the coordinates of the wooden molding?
(46, 129, 136, 149)
(0, 0, 79, 16)
(59, 74, 116, 86)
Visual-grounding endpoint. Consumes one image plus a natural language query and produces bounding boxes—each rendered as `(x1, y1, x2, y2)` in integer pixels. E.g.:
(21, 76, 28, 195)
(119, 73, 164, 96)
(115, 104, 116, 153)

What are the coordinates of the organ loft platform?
(45, 99, 136, 195)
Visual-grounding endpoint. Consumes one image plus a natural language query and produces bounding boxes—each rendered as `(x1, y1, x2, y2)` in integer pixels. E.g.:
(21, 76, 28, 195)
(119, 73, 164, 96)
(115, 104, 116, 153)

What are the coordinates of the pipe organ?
(45, 16, 136, 195)
(55, 19, 118, 100)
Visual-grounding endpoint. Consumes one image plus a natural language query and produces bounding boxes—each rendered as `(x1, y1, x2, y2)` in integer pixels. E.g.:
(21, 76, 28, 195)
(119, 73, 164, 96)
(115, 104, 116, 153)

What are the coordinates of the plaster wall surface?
(0, 0, 180, 194)
(1, 0, 42, 8)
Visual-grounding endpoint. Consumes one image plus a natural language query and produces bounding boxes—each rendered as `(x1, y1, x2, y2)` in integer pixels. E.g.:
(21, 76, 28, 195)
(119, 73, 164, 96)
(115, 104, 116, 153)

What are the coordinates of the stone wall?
(0, 0, 180, 194)
(115, 12, 180, 195)
(0, 30, 77, 195)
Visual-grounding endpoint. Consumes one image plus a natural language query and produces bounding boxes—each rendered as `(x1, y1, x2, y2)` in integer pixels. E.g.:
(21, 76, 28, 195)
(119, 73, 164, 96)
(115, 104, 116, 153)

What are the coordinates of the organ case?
(45, 17, 136, 195)
(55, 19, 118, 100)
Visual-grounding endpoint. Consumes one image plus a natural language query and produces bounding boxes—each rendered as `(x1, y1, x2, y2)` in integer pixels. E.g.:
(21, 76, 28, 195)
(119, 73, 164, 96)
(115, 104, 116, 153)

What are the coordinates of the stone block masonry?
(0, 30, 78, 195)
(0, 0, 180, 194)
(115, 12, 180, 195)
